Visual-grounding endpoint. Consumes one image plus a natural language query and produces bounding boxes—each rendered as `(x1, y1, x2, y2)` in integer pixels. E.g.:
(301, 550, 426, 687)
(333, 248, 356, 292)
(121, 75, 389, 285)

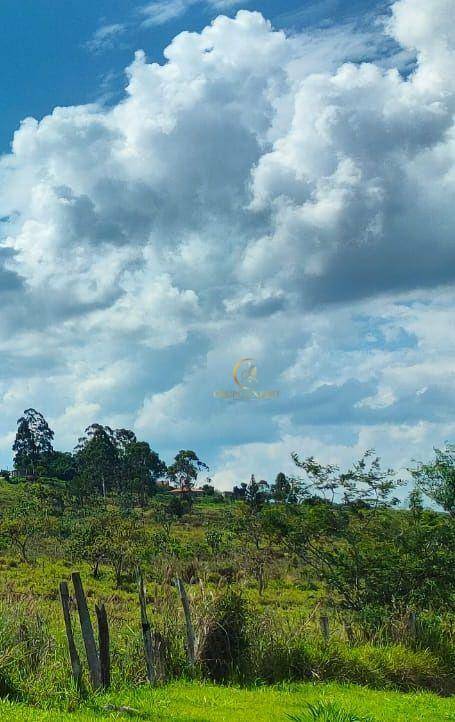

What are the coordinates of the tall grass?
(0, 587, 452, 711)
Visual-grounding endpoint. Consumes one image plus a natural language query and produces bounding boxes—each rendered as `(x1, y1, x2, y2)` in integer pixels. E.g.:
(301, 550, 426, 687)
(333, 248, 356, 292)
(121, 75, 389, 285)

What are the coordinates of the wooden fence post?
(95, 603, 110, 689)
(175, 577, 196, 668)
(320, 615, 330, 642)
(59, 581, 83, 690)
(138, 573, 155, 684)
(71, 572, 102, 690)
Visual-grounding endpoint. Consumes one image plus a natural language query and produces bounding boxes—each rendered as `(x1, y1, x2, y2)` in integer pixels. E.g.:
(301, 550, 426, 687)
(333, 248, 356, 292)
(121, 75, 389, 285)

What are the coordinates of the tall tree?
(167, 450, 208, 491)
(12, 408, 54, 476)
(74, 424, 118, 498)
(231, 475, 270, 595)
(245, 474, 268, 512)
(38, 450, 76, 482)
(271, 472, 293, 502)
(113, 428, 137, 456)
(122, 441, 166, 505)
(265, 451, 411, 610)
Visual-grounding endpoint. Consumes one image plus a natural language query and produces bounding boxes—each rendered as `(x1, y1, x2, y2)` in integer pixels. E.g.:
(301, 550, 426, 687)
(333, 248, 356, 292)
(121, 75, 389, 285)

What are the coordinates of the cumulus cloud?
(0, 1, 454, 486)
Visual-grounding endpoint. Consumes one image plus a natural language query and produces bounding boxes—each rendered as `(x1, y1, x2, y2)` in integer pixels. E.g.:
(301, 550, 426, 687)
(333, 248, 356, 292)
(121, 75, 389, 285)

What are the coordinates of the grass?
(287, 700, 374, 721)
(0, 681, 453, 721)
(0, 483, 452, 716)
(0, 556, 452, 705)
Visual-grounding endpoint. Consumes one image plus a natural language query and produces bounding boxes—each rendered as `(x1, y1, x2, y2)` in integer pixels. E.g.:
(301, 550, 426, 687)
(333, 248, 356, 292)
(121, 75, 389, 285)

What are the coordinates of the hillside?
(0, 449, 453, 720)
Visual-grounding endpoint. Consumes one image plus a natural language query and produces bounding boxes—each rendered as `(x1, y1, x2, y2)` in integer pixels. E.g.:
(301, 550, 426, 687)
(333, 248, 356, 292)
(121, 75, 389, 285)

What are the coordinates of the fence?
(59, 570, 200, 690)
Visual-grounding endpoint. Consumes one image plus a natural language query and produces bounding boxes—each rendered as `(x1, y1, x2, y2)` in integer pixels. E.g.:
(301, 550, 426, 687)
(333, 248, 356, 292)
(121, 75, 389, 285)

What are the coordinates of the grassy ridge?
(0, 681, 454, 721)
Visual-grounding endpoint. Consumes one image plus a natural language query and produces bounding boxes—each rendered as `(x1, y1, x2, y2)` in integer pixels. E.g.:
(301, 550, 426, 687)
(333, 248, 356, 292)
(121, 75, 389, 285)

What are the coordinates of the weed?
(287, 700, 374, 721)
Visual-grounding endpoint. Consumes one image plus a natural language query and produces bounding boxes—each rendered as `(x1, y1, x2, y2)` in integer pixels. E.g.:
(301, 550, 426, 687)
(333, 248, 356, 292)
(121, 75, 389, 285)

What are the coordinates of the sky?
(0, 0, 454, 492)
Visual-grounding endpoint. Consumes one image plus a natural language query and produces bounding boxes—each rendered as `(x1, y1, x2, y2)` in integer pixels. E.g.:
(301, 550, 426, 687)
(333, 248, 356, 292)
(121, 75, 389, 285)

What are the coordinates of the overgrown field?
(0, 437, 454, 718)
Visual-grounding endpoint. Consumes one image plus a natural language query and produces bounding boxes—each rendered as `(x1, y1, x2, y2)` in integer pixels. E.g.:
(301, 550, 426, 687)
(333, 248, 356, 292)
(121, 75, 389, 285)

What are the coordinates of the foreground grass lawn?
(0, 682, 454, 721)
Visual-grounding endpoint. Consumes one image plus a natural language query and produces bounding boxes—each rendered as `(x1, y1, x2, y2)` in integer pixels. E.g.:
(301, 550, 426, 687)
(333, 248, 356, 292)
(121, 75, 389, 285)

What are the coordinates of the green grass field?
(0, 682, 454, 721)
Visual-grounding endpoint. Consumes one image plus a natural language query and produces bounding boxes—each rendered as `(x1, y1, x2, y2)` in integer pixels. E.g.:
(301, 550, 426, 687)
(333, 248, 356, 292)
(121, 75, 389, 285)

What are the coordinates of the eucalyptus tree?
(74, 424, 118, 498)
(13, 408, 54, 476)
(167, 450, 208, 491)
(122, 440, 167, 505)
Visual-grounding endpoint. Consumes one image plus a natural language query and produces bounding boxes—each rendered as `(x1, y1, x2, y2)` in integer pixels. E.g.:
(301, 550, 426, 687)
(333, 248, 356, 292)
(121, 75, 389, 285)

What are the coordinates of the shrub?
(247, 608, 451, 693)
(198, 590, 249, 682)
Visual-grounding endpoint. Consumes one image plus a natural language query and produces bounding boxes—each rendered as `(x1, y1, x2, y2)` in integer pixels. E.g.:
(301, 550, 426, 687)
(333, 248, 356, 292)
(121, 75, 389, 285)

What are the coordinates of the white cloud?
(0, 3, 455, 485)
(141, 0, 190, 26)
(85, 23, 127, 53)
(140, 0, 250, 27)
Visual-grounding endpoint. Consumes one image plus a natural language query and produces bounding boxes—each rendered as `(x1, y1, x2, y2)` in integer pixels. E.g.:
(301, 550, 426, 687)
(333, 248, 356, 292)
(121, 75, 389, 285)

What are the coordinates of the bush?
(199, 590, 249, 682)
(309, 642, 449, 693)
(247, 608, 451, 693)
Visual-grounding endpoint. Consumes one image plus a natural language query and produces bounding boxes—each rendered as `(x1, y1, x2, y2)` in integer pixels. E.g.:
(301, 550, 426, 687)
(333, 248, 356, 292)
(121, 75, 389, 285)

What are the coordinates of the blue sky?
(0, 0, 382, 153)
(0, 0, 454, 491)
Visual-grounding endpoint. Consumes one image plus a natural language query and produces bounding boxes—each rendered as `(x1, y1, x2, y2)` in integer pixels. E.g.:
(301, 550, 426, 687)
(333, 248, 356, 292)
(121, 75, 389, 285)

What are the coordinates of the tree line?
(9, 407, 208, 504)
(2, 407, 455, 612)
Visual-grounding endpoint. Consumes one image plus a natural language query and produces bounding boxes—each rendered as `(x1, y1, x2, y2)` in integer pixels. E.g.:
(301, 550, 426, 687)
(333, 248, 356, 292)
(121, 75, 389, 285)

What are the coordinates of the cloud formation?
(0, 1, 455, 488)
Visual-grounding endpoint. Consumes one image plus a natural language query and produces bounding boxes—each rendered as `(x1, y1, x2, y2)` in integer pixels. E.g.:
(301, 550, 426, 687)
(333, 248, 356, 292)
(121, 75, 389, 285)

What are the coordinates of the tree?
(232, 482, 247, 500)
(264, 451, 411, 610)
(12, 408, 54, 476)
(290, 449, 403, 508)
(151, 495, 192, 543)
(122, 441, 166, 505)
(410, 443, 455, 515)
(205, 529, 224, 556)
(271, 472, 293, 502)
(290, 454, 340, 503)
(31, 479, 67, 515)
(37, 450, 76, 482)
(13, 418, 34, 475)
(69, 507, 147, 586)
(167, 450, 208, 492)
(230, 475, 271, 595)
(74, 424, 119, 498)
(202, 478, 215, 496)
(68, 508, 110, 578)
(113, 428, 137, 455)
(103, 511, 147, 587)
(408, 487, 424, 519)
(339, 450, 403, 509)
(0, 495, 56, 563)
(265, 496, 455, 611)
(245, 474, 268, 512)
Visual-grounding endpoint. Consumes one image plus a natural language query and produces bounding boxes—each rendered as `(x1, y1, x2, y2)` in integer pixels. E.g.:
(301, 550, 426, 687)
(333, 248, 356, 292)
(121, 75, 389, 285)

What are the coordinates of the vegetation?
(0, 409, 453, 719)
(288, 701, 373, 722)
(0, 682, 452, 721)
